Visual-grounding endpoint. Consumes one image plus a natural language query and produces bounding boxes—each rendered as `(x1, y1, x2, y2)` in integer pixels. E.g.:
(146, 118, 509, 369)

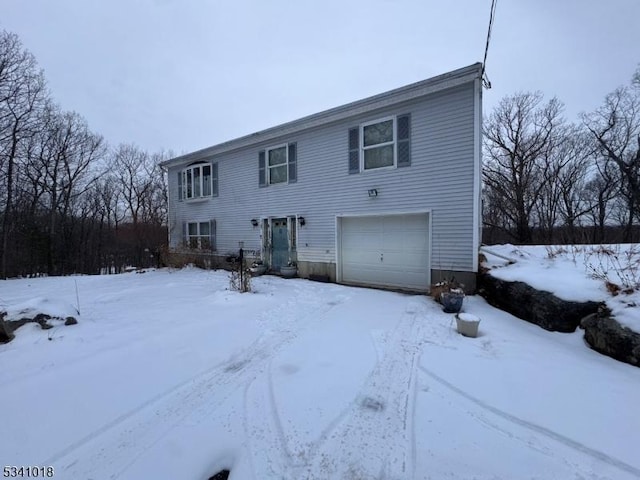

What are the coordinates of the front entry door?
(271, 218, 289, 271)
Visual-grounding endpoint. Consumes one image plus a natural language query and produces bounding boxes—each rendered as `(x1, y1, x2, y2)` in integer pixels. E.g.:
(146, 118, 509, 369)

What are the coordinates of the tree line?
(0, 30, 168, 278)
(483, 66, 640, 245)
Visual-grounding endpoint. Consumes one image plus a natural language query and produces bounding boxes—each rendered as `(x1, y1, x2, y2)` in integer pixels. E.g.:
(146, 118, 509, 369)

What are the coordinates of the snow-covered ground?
(1, 268, 639, 479)
(482, 244, 640, 332)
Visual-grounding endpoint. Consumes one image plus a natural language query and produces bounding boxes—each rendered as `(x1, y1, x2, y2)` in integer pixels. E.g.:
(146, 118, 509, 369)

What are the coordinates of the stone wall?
(479, 272, 640, 368)
(581, 312, 640, 368)
(478, 273, 602, 333)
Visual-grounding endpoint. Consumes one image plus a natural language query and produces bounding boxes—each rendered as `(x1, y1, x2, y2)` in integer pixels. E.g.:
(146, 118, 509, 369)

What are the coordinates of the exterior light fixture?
(251, 218, 259, 227)
(368, 189, 378, 198)
(298, 216, 306, 227)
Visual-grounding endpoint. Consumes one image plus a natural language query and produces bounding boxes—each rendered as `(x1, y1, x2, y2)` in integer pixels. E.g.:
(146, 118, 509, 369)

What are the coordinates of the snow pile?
(0, 269, 639, 479)
(482, 244, 640, 332)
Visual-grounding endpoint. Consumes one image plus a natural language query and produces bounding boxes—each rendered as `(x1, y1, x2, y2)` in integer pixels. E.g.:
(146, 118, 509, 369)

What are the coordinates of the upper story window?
(258, 143, 297, 187)
(349, 114, 411, 174)
(267, 144, 288, 184)
(362, 118, 395, 170)
(179, 162, 218, 200)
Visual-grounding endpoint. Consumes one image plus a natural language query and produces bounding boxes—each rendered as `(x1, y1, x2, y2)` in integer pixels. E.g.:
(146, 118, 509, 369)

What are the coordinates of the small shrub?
(545, 245, 567, 259)
(584, 244, 640, 295)
(430, 277, 464, 304)
(229, 267, 251, 293)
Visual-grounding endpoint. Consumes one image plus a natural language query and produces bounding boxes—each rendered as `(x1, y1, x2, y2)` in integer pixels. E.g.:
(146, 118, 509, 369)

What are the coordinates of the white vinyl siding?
(168, 81, 479, 274)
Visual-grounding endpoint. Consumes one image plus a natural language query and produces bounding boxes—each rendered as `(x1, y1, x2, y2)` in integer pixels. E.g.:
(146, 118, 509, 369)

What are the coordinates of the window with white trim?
(362, 117, 395, 170)
(187, 221, 213, 249)
(267, 145, 288, 184)
(181, 163, 212, 199)
(348, 114, 410, 174)
(258, 143, 297, 187)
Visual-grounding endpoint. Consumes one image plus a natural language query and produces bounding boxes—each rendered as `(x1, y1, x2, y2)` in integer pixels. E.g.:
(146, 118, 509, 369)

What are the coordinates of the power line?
(482, 0, 497, 89)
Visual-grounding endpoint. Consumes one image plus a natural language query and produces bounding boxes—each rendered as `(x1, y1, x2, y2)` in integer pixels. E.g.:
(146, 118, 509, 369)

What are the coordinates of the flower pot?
(280, 265, 297, 278)
(440, 291, 464, 313)
(249, 265, 267, 276)
(456, 313, 481, 338)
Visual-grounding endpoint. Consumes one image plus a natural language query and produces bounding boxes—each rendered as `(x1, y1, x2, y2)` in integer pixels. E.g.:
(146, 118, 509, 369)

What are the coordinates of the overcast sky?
(2, 0, 639, 155)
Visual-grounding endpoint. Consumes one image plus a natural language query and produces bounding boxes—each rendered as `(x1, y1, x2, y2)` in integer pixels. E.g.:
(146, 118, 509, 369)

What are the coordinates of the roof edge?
(161, 62, 482, 167)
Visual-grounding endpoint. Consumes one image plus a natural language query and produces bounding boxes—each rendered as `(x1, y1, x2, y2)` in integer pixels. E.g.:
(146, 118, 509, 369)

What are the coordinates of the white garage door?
(339, 213, 430, 291)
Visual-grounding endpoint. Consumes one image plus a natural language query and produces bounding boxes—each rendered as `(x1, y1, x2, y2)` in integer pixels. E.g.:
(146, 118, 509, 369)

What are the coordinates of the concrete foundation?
(165, 251, 477, 294)
(297, 261, 337, 283)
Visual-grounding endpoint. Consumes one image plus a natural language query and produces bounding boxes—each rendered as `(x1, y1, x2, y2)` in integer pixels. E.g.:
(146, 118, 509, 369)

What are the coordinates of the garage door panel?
(340, 213, 429, 291)
(381, 251, 429, 267)
(342, 251, 379, 265)
(401, 231, 429, 247)
(342, 232, 381, 249)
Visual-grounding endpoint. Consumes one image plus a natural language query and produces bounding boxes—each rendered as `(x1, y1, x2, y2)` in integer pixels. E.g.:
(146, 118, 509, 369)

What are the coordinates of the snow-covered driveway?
(1, 269, 639, 479)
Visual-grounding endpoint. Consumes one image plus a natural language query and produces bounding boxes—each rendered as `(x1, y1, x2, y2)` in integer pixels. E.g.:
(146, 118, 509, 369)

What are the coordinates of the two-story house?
(160, 63, 483, 292)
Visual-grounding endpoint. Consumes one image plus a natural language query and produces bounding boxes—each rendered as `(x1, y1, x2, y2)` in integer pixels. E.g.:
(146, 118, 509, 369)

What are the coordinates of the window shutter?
(397, 114, 411, 167)
(177, 171, 183, 200)
(288, 142, 297, 183)
(348, 127, 360, 174)
(209, 219, 216, 251)
(212, 163, 219, 197)
(258, 150, 266, 187)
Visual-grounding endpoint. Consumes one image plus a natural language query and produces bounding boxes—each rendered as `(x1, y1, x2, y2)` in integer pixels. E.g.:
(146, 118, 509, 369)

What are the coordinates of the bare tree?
(0, 29, 167, 276)
(483, 92, 565, 242)
(22, 103, 105, 273)
(583, 67, 640, 242)
(111, 144, 168, 265)
(0, 30, 47, 277)
(553, 129, 595, 242)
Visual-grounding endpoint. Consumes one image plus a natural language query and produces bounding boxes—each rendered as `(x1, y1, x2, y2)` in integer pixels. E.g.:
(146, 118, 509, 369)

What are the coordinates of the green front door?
(271, 218, 289, 271)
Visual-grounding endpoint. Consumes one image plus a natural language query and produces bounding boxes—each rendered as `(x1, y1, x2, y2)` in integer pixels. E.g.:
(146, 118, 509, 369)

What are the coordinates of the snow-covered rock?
(1, 297, 79, 339)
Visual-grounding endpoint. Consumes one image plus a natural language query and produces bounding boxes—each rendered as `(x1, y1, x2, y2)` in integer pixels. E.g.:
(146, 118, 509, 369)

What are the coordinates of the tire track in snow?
(243, 362, 295, 480)
(419, 365, 640, 479)
(44, 283, 346, 479)
(40, 332, 265, 468)
(288, 300, 427, 479)
(243, 375, 283, 478)
(242, 293, 356, 480)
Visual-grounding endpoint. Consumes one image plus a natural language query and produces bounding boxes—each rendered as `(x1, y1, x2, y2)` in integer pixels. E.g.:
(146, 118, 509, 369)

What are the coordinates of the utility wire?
(481, 0, 497, 89)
